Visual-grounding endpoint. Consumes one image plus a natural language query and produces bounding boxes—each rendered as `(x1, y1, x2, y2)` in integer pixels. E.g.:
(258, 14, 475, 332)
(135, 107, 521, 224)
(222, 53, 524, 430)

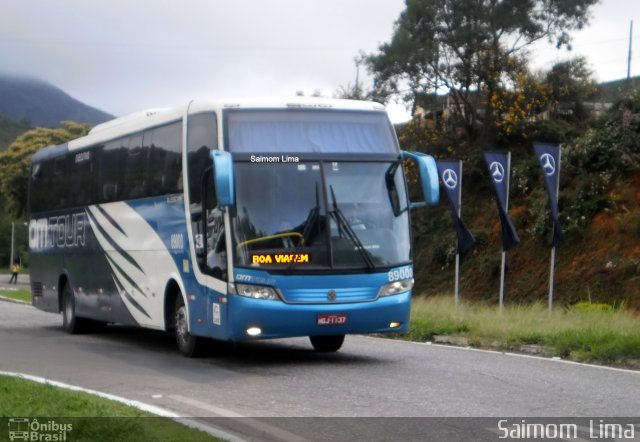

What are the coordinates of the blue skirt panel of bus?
(222, 290, 411, 340)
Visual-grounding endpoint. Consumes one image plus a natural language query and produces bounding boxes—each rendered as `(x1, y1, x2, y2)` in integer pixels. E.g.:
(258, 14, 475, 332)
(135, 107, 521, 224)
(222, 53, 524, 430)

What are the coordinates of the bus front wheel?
(309, 335, 345, 352)
(174, 296, 205, 357)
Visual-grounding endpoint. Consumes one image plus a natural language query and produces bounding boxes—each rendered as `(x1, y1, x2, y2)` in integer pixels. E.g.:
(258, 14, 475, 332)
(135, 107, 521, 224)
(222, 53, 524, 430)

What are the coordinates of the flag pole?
(499, 152, 512, 311)
(499, 251, 506, 310)
(548, 148, 561, 312)
(454, 160, 462, 305)
(10, 222, 15, 270)
(454, 254, 460, 305)
(548, 244, 556, 312)
(484, 151, 517, 311)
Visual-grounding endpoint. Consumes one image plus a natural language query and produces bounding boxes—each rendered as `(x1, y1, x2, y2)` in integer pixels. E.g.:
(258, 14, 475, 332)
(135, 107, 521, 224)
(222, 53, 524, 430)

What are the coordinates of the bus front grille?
(282, 286, 378, 304)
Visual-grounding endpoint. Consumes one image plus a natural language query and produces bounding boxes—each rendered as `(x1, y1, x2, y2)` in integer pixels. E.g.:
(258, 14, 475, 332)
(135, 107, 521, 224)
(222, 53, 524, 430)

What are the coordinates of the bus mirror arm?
(210, 151, 236, 208)
(400, 150, 439, 208)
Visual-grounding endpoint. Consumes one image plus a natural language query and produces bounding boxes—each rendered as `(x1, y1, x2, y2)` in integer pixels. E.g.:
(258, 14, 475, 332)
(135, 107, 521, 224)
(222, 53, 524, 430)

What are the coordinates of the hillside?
(595, 76, 640, 104)
(0, 115, 30, 151)
(411, 177, 640, 308)
(404, 91, 640, 309)
(0, 73, 113, 128)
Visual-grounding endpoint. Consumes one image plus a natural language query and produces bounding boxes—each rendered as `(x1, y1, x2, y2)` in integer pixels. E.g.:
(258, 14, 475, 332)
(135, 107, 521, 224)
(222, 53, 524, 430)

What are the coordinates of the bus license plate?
(317, 313, 347, 326)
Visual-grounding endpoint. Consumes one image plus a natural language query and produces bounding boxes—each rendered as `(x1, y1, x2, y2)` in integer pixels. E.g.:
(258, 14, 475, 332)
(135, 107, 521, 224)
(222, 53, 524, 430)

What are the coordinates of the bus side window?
(149, 122, 182, 196)
(53, 157, 68, 209)
(124, 133, 147, 199)
(187, 113, 218, 206)
(30, 163, 45, 212)
(69, 148, 98, 208)
(100, 139, 123, 203)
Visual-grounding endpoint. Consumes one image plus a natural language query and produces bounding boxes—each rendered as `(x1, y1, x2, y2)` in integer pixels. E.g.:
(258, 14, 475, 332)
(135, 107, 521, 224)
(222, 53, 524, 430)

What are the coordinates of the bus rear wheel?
(174, 296, 205, 357)
(309, 335, 345, 352)
(62, 283, 87, 334)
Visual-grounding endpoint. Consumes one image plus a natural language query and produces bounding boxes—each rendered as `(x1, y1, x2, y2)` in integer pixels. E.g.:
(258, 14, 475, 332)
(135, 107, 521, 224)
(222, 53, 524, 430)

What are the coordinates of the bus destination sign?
(251, 253, 311, 265)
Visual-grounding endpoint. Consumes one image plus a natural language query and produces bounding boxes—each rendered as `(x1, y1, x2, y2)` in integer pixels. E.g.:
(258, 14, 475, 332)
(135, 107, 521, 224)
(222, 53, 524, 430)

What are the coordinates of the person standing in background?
(8, 259, 20, 284)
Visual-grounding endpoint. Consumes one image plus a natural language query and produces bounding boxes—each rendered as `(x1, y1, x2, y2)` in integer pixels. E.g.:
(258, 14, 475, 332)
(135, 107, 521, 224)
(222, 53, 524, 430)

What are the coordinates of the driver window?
(202, 169, 226, 280)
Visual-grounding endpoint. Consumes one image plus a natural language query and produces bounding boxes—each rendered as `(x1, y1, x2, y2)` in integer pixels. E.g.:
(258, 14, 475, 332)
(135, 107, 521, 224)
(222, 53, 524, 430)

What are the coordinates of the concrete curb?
(432, 334, 552, 357)
(0, 294, 30, 304)
(367, 335, 640, 373)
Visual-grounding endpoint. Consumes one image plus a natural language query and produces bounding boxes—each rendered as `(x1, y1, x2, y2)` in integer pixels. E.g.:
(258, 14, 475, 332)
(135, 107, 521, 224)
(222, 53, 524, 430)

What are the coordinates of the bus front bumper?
(224, 291, 411, 341)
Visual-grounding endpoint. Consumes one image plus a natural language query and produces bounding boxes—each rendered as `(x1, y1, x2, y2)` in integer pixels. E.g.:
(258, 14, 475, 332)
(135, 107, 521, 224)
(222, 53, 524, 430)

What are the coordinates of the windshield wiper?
(329, 185, 376, 271)
(285, 183, 321, 271)
(301, 183, 321, 243)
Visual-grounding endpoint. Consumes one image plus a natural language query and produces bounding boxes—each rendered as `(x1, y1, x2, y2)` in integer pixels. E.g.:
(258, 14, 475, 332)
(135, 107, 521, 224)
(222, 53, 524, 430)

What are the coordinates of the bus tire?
(174, 296, 205, 357)
(309, 334, 345, 352)
(62, 283, 86, 334)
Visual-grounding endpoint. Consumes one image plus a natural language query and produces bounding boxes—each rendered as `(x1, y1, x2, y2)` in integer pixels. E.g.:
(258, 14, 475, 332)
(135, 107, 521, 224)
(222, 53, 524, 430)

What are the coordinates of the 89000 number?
(388, 267, 413, 282)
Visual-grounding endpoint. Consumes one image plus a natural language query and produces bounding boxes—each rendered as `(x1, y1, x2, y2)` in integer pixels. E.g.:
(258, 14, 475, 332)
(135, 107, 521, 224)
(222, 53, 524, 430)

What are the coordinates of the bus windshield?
(231, 161, 411, 271)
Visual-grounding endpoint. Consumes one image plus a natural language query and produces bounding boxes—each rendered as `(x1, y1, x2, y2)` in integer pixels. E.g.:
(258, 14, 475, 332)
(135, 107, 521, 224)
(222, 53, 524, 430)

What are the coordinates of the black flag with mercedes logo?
(533, 142, 564, 247)
(435, 159, 475, 254)
(483, 151, 520, 251)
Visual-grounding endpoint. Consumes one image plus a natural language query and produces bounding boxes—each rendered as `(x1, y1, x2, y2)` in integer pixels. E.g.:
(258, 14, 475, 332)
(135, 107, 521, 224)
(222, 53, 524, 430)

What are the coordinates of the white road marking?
(169, 394, 311, 442)
(0, 371, 247, 442)
(168, 394, 245, 418)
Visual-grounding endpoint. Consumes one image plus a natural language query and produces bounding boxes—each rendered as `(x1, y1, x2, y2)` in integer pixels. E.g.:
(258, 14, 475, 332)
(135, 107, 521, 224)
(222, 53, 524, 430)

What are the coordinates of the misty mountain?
(0, 73, 114, 128)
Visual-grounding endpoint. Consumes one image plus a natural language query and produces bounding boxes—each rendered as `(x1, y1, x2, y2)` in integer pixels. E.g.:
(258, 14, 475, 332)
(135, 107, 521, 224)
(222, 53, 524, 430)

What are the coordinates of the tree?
(0, 115, 31, 152)
(334, 54, 384, 102)
(366, 0, 598, 142)
(544, 56, 597, 122)
(491, 65, 550, 138)
(0, 121, 90, 217)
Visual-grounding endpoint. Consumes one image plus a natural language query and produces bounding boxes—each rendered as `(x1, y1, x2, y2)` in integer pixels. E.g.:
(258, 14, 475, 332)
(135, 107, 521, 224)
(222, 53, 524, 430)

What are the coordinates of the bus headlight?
(234, 283, 281, 301)
(378, 279, 413, 297)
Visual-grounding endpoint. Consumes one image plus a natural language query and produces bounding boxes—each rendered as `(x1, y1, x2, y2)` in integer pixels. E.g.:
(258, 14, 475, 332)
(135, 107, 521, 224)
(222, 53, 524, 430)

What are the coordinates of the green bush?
(563, 92, 640, 177)
(525, 119, 582, 144)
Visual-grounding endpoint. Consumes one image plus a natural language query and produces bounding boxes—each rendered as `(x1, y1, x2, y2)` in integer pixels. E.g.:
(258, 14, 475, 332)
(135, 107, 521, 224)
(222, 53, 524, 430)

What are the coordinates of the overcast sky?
(1, 0, 639, 122)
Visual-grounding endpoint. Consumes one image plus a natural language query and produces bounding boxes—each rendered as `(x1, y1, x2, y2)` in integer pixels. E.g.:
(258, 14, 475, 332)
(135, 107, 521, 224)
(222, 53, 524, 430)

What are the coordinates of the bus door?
(186, 112, 227, 337)
(199, 167, 229, 336)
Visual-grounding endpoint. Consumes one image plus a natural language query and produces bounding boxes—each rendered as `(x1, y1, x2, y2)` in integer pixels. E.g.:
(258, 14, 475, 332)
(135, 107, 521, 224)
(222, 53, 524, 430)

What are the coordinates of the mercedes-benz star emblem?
(489, 161, 505, 183)
(442, 169, 458, 190)
(327, 290, 337, 301)
(540, 153, 556, 176)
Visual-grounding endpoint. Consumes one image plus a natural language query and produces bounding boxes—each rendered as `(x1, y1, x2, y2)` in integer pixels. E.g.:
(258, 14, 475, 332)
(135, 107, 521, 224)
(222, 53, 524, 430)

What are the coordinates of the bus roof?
(33, 98, 388, 161)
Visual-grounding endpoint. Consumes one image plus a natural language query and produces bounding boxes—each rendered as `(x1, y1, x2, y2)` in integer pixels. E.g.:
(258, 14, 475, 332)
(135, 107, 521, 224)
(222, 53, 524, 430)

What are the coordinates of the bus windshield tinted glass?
(226, 110, 398, 154)
(232, 162, 410, 271)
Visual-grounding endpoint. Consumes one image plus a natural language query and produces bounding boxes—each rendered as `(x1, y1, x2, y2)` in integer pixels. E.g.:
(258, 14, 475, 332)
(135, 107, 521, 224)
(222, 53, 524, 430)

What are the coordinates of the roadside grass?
(0, 288, 31, 303)
(0, 375, 222, 442)
(406, 296, 640, 366)
(0, 269, 29, 275)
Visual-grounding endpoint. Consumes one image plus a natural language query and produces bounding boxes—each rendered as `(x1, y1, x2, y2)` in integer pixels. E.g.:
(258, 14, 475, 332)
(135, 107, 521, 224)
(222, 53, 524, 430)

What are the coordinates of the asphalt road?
(1, 299, 638, 441)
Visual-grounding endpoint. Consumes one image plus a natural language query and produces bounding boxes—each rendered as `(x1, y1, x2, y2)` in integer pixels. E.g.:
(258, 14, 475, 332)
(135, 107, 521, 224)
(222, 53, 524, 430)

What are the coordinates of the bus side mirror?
(210, 150, 235, 208)
(400, 150, 439, 209)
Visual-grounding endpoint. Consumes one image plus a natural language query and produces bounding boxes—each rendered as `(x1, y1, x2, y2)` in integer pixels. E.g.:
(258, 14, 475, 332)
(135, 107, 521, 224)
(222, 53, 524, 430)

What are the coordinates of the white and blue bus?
(28, 98, 439, 356)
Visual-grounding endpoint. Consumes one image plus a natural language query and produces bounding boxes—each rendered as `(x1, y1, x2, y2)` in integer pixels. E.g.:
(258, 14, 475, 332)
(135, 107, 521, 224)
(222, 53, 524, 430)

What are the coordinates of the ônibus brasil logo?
(7, 418, 73, 441)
